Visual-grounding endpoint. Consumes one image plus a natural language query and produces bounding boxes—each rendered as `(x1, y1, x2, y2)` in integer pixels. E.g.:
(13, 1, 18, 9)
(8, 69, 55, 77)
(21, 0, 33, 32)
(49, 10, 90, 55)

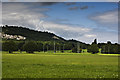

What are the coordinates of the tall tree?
(87, 43, 99, 54)
(87, 39, 99, 54)
(93, 39, 97, 44)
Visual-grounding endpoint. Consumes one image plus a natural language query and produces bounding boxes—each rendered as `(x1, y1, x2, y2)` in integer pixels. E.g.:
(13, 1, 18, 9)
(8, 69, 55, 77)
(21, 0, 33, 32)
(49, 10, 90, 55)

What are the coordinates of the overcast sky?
(2, 2, 118, 43)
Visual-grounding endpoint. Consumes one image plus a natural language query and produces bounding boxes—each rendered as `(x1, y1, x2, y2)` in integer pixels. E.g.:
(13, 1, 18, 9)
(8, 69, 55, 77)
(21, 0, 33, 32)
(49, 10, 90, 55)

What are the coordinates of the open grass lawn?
(2, 51, 118, 78)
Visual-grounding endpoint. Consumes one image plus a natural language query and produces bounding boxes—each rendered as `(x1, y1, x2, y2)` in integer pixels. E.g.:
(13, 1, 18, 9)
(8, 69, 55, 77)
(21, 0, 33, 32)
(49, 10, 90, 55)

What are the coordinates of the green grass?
(2, 51, 118, 78)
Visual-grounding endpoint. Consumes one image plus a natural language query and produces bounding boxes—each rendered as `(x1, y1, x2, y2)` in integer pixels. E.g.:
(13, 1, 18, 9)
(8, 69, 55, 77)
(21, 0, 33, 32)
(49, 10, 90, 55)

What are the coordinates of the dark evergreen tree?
(93, 39, 97, 44)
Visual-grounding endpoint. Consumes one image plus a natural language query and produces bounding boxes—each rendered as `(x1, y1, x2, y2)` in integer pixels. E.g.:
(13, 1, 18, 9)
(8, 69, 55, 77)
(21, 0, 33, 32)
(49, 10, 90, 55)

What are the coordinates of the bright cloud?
(90, 10, 118, 24)
(2, 3, 48, 28)
(84, 34, 96, 38)
(90, 10, 118, 30)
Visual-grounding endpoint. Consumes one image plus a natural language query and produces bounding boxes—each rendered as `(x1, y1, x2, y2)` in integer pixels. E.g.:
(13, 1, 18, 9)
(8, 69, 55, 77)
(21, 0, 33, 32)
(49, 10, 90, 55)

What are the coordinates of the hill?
(1, 25, 65, 41)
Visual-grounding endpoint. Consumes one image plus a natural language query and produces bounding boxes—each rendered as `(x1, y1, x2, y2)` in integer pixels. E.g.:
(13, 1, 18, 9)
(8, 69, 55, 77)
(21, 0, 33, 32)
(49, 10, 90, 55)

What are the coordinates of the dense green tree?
(87, 42, 99, 54)
(98, 43, 106, 48)
(37, 42, 43, 52)
(2, 41, 17, 53)
(17, 41, 25, 52)
(101, 42, 119, 54)
(23, 41, 38, 53)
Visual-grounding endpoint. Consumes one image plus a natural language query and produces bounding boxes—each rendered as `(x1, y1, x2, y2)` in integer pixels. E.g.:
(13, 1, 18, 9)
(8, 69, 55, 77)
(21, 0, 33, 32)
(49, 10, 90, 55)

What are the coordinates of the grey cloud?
(68, 5, 93, 11)
(69, 7, 79, 10)
(65, 2, 76, 5)
(80, 6, 88, 10)
(34, 2, 58, 6)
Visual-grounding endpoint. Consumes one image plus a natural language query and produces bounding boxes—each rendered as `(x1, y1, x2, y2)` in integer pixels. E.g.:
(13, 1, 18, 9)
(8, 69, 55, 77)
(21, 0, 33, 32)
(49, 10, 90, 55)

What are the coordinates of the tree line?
(88, 39, 120, 54)
(2, 40, 82, 53)
(2, 39, 120, 54)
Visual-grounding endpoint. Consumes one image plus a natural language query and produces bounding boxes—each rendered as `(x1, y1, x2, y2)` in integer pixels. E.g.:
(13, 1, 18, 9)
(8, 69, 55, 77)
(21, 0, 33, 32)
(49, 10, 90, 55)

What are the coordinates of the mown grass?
(2, 51, 118, 78)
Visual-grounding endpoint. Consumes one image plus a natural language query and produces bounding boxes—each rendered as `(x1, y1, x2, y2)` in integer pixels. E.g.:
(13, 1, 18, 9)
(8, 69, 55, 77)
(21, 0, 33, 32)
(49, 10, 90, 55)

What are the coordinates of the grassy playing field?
(2, 51, 118, 78)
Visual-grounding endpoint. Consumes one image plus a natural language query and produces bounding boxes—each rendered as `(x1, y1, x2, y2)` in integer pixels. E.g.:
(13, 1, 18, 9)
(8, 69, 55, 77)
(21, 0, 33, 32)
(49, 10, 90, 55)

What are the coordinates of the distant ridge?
(1, 25, 65, 41)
